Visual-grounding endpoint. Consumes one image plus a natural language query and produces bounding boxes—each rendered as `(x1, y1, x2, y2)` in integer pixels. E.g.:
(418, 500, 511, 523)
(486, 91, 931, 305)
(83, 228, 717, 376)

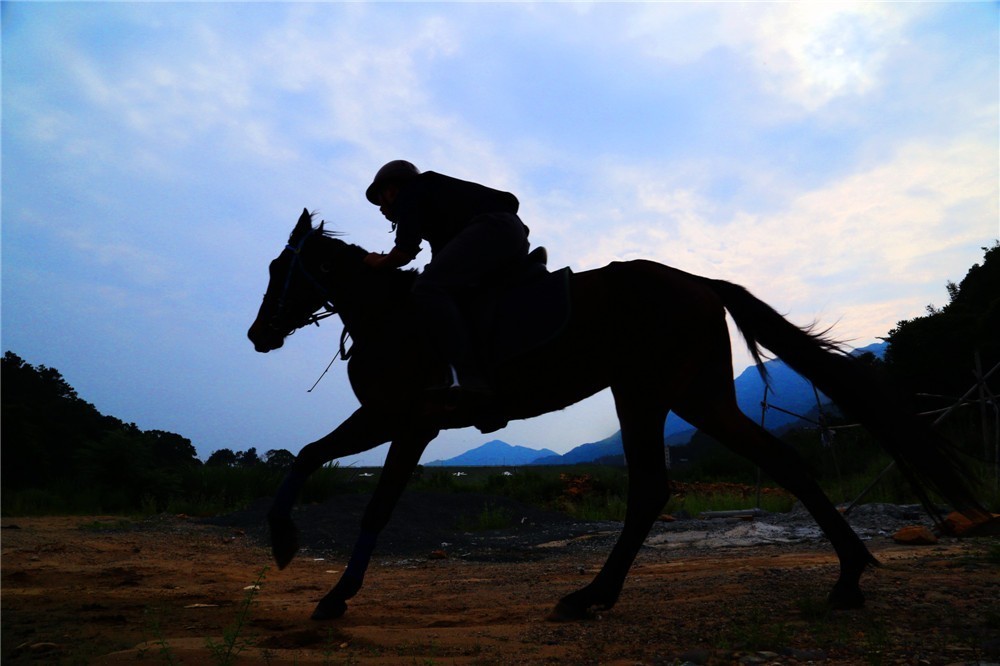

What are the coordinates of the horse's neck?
(333, 267, 413, 343)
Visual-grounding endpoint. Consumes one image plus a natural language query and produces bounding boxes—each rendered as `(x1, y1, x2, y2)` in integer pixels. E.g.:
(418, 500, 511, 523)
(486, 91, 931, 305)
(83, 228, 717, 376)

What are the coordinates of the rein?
(306, 328, 353, 393)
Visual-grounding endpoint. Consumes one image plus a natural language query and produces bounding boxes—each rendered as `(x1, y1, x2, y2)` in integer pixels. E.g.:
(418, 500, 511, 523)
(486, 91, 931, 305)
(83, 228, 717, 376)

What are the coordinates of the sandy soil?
(2, 504, 999, 665)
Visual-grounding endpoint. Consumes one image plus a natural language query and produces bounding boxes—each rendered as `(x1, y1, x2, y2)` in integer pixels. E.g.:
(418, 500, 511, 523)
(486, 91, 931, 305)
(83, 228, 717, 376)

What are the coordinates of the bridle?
(267, 227, 338, 335)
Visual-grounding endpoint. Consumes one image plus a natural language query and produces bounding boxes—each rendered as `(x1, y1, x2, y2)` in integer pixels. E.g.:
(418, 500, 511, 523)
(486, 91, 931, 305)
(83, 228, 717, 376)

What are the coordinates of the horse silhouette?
(248, 208, 985, 621)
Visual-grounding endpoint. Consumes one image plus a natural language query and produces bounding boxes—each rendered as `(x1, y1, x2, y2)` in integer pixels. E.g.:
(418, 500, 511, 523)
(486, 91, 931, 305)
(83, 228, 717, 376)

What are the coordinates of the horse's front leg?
(268, 407, 394, 570)
(312, 428, 437, 621)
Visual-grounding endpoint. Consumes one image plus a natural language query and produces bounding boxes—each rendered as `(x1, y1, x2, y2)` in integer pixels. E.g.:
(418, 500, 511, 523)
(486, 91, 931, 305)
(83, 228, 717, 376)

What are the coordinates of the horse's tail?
(705, 277, 988, 523)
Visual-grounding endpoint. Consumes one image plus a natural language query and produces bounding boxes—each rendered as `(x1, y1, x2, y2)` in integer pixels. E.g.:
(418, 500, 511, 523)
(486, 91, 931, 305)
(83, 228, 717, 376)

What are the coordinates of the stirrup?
(447, 365, 494, 396)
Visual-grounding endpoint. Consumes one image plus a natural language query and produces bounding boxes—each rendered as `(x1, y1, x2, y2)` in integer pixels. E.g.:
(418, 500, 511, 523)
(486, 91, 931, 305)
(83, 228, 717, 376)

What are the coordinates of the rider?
(363, 160, 529, 394)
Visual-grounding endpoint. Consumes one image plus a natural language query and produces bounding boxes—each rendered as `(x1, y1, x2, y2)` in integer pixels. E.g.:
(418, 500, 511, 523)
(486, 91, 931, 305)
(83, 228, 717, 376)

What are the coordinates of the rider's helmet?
(365, 160, 420, 204)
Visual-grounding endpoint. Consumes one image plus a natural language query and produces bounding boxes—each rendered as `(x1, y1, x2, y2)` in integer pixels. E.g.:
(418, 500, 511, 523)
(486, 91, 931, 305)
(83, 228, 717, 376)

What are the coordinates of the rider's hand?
(364, 252, 387, 269)
(365, 247, 415, 270)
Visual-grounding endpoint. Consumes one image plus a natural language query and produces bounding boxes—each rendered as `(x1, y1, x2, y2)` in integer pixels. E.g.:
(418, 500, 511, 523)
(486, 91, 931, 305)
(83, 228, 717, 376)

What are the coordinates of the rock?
(781, 647, 827, 661)
(892, 525, 938, 545)
(428, 549, 448, 560)
(940, 511, 976, 536)
(943, 511, 1000, 537)
(675, 648, 711, 664)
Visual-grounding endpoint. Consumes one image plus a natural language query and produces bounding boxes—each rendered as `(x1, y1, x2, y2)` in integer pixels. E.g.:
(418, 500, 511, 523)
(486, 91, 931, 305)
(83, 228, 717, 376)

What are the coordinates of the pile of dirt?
(207, 491, 938, 562)
(206, 490, 593, 561)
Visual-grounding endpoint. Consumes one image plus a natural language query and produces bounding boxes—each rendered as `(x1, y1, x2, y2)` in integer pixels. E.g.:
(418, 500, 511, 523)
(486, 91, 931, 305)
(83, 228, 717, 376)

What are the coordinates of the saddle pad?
(480, 267, 572, 368)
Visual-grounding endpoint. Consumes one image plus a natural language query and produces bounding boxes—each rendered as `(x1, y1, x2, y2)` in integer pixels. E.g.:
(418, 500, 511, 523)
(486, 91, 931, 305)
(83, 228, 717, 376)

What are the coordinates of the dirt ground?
(2, 499, 999, 665)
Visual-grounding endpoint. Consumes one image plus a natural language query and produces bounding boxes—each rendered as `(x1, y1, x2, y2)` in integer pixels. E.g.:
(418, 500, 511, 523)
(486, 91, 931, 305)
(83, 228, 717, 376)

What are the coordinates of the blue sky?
(3, 2, 997, 467)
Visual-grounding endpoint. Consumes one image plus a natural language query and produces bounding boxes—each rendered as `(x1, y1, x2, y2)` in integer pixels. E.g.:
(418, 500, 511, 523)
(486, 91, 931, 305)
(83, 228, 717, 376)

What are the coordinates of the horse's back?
(572, 259, 725, 322)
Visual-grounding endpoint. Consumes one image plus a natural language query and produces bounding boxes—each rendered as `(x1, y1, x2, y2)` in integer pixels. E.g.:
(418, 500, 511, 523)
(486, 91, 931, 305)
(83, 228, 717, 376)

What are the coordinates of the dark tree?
(236, 447, 262, 468)
(884, 243, 1000, 397)
(144, 430, 200, 468)
(205, 448, 239, 467)
(264, 449, 296, 470)
(1, 352, 122, 489)
(2, 352, 208, 512)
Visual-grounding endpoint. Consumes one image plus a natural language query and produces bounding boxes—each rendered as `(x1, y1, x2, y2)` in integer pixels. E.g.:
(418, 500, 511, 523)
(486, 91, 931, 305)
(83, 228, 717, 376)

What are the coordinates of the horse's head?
(247, 208, 342, 353)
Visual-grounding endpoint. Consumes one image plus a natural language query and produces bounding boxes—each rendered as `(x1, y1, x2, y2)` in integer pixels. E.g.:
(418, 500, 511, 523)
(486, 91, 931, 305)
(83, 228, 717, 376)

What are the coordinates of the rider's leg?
(413, 213, 528, 390)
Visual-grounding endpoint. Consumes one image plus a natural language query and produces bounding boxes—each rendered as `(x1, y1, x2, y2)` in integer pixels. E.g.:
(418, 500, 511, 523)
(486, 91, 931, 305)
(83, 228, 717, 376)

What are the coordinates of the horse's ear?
(291, 208, 314, 243)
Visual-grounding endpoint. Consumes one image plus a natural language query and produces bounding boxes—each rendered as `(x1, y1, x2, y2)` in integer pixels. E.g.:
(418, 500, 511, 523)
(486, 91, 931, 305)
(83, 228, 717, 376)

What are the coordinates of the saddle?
(420, 247, 572, 433)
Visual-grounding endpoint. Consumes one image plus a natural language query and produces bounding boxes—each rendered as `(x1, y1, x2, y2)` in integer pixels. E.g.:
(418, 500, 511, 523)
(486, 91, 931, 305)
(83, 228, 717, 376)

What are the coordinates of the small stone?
(29, 643, 60, 653)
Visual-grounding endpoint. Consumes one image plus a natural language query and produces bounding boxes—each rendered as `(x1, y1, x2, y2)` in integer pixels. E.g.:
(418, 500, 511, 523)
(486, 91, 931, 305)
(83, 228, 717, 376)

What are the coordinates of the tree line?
(2, 243, 996, 515)
(1, 353, 296, 514)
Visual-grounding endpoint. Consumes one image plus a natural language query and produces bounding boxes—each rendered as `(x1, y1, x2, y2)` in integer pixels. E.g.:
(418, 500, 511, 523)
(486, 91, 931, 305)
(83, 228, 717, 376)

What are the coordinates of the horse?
(248, 208, 986, 622)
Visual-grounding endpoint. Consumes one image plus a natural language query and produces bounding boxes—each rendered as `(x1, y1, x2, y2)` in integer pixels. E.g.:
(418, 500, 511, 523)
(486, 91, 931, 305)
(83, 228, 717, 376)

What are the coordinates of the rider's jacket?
(391, 171, 522, 257)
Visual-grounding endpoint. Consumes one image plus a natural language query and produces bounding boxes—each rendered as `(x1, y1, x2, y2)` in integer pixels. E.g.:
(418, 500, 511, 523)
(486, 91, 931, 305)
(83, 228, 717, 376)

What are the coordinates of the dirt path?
(2, 513, 998, 664)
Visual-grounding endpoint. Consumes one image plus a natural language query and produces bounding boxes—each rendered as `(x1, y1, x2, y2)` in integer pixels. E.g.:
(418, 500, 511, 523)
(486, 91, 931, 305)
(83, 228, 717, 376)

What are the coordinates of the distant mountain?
(427, 439, 558, 467)
(531, 432, 622, 466)
(532, 342, 886, 465)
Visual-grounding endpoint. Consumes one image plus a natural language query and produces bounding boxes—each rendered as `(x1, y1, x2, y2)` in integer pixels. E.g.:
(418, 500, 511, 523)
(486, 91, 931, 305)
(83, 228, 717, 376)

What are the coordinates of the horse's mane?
(313, 226, 417, 304)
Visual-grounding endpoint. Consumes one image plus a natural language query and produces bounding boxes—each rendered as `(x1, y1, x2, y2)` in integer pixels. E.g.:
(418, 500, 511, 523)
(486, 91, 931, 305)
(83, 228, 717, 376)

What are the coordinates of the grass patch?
(78, 518, 135, 532)
(206, 566, 269, 665)
(666, 491, 795, 516)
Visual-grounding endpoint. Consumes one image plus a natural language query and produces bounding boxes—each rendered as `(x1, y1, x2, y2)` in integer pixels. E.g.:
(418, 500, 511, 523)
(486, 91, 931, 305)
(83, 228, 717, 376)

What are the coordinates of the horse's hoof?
(268, 515, 299, 570)
(828, 585, 865, 610)
(311, 597, 348, 621)
(547, 600, 595, 622)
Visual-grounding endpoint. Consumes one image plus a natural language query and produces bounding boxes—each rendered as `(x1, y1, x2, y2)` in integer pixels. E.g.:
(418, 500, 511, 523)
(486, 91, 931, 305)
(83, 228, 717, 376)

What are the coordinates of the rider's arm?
(365, 180, 422, 270)
(364, 245, 417, 270)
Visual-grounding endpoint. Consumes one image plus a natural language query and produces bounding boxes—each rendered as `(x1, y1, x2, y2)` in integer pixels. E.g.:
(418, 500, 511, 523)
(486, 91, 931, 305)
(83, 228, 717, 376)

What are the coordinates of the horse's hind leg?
(677, 388, 878, 609)
(551, 388, 670, 620)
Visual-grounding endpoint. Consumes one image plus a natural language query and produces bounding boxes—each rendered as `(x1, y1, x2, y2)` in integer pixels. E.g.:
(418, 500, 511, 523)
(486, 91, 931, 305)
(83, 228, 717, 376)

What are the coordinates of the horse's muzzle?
(248, 323, 284, 353)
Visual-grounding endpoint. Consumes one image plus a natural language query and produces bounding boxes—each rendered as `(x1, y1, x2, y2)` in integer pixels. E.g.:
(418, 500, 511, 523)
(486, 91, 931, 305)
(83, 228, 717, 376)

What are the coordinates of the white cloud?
(253, 8, 462, 151)
(627, 3, 924, 111)
(60, 228, 171, 287)
(561, 134, 996, 346)
(748, 3, 916, 110)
